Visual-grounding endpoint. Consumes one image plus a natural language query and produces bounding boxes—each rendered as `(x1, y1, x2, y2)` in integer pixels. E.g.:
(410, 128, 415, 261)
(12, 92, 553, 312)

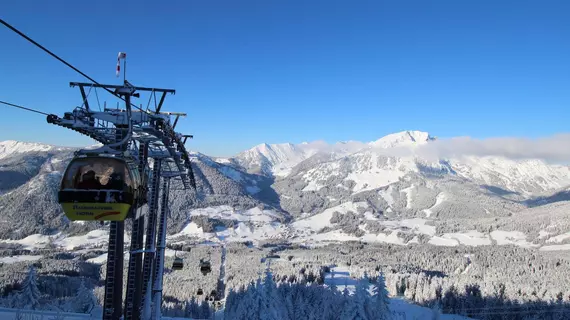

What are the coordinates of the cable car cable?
(0, 100, 50, 116)
(0, 18, 147, 114)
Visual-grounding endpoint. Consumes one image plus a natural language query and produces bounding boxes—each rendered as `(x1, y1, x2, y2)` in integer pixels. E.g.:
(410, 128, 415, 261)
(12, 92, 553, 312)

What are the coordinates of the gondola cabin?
(58, 155, 146, 221)
(197, 289, 203, 295)
(172, 257, 184, 270)
(200, 260, 211, 275)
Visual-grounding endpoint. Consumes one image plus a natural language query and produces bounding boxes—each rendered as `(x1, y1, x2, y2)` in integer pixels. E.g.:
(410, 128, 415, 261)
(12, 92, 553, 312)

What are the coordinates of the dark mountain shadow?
(480, 184, 521, 196)
(525, 189, 570, 208)
(0, 170, 32, 192)
(419, 283, 570, 320)
(251, 175, 281, 208)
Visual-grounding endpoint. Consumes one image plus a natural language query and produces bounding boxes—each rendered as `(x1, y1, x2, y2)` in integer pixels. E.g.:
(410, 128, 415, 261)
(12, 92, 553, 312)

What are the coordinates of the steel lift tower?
(46, 78, 196, 320)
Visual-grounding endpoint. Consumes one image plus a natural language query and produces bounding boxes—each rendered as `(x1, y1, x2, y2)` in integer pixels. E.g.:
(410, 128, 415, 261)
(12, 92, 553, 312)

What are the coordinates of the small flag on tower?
(116, 52, 127, 77)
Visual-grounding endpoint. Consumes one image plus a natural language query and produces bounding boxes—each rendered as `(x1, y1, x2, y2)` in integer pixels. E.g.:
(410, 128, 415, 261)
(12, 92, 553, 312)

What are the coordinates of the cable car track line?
(0, 100, 103, 144)
(0, 18, 147, 114)
(0, 100, 50, 116)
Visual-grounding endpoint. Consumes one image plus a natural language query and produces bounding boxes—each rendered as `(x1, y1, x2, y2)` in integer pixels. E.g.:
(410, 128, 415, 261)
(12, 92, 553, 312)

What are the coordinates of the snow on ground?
(87, 248, 179, 265)
(545, 231, 570, 243)
(538, 230, 552, 239)
(305, 230, 361, 243)
(56, 230, 109, 250)
(177, 222, 205, 236)
(423, 192, 446, 218)
(378, 186, 394, 207)
(490, 230, 539, 248)
(433, 231, 492, 247)
(347, 169, 407, 193)
(381, 218, 436, 237)
(429, 236, 459, 246)
(363, 211, 379, 221)
(181, 205, 280, 223)
(0, 255, 42, 264)
(0, 230, 111, 251)
(292, 202, 369, 232)
(539, 244, 570, 251)
(324, 266, 357, 292)
(216, 221, 285, 242)
(400, 185, 414, 209)
(217, 166, 244, 182)
(0, 234, 52, 250)
(324, 266, 473, 320)
(86, 253, 108, 264)
(170, 206, 288, 242)
(213, 157, 231, 164)
(361, 231, 406, 245)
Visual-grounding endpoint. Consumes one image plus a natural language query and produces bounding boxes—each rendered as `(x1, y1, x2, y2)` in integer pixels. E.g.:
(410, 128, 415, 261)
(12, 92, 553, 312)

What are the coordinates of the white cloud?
(239, 132, 570, 164)
(413, 134, 570, 163)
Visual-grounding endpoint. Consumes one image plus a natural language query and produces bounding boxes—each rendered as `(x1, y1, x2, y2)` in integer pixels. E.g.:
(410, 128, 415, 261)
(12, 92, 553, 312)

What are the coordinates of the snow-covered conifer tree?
(73, 279, 97, 313)
(18, 265, 41, 310)
(371, 272, 391, 320)
(260, 266, 287, 320)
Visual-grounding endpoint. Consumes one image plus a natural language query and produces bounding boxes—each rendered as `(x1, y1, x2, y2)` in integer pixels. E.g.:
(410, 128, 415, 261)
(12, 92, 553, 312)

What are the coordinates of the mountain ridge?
(1, 130, 570, 250)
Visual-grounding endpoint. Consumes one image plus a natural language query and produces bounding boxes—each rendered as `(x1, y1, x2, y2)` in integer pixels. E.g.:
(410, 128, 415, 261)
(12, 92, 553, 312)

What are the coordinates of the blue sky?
(1, 0, 570, 157)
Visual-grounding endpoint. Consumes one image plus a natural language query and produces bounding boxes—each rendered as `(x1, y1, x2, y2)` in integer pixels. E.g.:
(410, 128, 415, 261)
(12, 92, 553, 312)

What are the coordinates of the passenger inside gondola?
(77, 170, 102, 189)
(107, 172, 125, 190)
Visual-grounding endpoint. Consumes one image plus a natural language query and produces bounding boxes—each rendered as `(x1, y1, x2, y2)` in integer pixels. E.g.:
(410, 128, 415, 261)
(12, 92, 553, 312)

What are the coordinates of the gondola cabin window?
(62, 157, 133, 191)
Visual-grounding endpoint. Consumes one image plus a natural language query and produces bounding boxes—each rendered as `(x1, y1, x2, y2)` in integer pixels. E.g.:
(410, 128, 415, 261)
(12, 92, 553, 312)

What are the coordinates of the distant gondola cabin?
(200, 260, 211, 275)
(172, 257, 183, 270)
(58, 156, 146, 221)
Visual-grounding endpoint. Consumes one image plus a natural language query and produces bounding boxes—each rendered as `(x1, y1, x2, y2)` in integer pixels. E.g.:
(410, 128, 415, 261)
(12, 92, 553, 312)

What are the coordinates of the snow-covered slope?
(233, 142, 318, 177)
(369, 130, 436, 148)
(448, 156, 570, 195)
(0, 140, 71, 160)
(2, 130, 570, 250)
(233, 140, 367, 177)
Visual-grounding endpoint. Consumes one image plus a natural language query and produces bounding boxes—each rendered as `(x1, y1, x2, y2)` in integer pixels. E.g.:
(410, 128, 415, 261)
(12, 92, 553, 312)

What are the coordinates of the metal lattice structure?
(46, 79, 196, 320)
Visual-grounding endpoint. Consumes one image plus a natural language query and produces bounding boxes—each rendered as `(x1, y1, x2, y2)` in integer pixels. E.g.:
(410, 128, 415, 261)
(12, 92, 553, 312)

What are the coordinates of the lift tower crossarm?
(70, 82, 176, 94)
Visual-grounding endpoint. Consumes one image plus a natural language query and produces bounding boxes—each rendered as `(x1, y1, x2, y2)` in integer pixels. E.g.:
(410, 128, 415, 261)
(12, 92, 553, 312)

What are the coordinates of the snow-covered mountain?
(0, 140, 72, 160)
(232, 139, 372, 177)
(233, 142, 315, 177)
(368, 130, 436, 148)
(1, 130, 570, 251)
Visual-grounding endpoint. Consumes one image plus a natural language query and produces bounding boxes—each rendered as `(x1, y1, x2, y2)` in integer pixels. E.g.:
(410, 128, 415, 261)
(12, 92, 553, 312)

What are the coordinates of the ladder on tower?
(141, 159, 162, 301)
(124, 214, 145, 320)
(124, 142, 149, 320)
(152, 177, 170, 320)
(103, 221, 125, 320)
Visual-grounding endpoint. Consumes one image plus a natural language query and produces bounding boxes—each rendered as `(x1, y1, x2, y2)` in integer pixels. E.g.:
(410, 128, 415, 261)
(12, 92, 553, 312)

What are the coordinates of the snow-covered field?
(2, 202, 570, 255)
